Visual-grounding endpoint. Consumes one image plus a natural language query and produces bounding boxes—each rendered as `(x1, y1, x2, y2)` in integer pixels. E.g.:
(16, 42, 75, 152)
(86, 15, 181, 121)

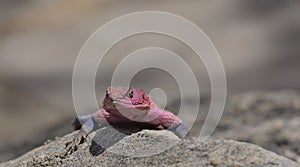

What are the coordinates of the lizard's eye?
(128, 89, 134, 98)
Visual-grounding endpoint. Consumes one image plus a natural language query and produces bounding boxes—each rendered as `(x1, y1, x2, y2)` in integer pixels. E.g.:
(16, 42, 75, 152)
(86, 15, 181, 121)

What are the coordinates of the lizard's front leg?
(151, 110, 192, 140)
(65, 113, 95, 154)
(65, 108, 129, 154)
(65, 108, 112, 155)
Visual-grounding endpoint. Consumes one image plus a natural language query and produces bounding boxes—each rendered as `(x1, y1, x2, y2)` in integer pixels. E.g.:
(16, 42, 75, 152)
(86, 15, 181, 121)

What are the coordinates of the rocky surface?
(213, 90, 300, 163)
(1, 127, 299, 167)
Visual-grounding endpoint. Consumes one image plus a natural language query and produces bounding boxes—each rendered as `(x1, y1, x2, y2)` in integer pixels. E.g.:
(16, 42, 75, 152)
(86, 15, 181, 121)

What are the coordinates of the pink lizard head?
(102, 86, 152, 114)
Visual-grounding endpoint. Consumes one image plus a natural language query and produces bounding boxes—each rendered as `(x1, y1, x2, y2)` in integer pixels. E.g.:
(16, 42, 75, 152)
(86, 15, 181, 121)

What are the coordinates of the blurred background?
(0, 0, 300, 162)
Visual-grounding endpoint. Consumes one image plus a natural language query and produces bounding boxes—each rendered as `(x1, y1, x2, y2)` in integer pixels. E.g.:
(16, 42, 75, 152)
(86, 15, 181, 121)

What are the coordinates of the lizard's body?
(66, 86, 190, 154)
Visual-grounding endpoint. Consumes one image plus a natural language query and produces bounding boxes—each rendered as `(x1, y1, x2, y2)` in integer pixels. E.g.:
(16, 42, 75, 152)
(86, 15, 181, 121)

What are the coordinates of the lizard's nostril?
(106, 90, 109, 98)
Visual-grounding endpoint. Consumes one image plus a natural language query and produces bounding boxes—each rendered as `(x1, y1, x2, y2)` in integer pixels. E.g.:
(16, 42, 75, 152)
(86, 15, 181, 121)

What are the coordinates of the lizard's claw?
(183, 134, 194, 141)
(65, 131, 86, 155)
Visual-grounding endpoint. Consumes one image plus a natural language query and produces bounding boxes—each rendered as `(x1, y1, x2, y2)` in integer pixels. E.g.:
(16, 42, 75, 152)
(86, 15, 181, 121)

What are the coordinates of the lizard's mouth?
(106, 99, 150, 110)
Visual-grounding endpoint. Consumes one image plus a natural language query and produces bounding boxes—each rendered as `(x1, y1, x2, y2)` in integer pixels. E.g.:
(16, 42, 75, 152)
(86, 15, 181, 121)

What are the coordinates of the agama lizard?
(66, 86, 191, 154)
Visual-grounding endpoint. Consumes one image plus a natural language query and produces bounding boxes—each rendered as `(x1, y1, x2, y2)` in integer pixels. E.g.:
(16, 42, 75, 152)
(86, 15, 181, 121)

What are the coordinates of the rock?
(1, 127, 299, 167)
(214, 90, 300, 163)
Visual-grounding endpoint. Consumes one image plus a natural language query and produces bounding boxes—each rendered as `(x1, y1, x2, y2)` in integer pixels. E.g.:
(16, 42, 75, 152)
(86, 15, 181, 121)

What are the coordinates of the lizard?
(66, 86, 191, 154)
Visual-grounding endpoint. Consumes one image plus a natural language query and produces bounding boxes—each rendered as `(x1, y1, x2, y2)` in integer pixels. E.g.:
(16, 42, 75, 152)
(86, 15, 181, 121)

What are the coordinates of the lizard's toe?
(65, 132, 86, 155)
(183, 134, 194, 141)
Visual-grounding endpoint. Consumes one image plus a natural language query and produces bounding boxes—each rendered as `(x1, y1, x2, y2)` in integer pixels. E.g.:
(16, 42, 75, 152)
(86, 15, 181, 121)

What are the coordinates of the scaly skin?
(66, 86, 191, 154)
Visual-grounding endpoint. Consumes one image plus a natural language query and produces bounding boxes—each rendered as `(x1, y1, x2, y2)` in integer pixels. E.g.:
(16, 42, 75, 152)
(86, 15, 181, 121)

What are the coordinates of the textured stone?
(1, 127, 299, 167)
